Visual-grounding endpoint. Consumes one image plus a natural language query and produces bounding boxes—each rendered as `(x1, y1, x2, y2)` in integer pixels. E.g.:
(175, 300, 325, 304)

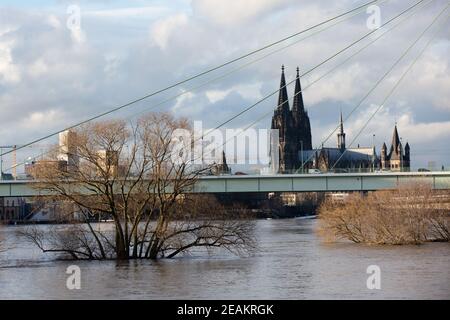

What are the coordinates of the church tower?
(211, 151, 231, 175)
(271, 65, 292, 173)
(337, 111, 346, 151)
(292, 67, 312, 151)
(271, 66, 312, 173)
(404, 142, 410, 169)
(381, 142, 387, 169)
(380, 124, 410, 171)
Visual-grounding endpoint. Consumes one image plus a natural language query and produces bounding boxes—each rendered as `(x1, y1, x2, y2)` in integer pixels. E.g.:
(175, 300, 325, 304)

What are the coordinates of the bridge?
(1, 171, 449, 197)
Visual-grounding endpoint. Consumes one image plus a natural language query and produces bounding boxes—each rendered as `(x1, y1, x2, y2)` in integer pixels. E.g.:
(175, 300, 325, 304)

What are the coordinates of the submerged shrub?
(318, 183, 450, 245)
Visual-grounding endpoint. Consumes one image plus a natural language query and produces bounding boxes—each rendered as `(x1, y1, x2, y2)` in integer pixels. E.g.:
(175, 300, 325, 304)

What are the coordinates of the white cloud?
(305, 63, 366, 105)
(103, 54, 121, 79)
(28, 59, 48, 77)
(206, 89, 229, 104)
(192, 0, 289, 25)
(404, 49, 450, 111)
(0, 25, 18, 37)
(85, 6, 168, 18)
(70, 27, 86, 44)
(0, 39, 20, 84)
(19, 109, 66, 131)
(399, 118, 450, 145)
(150, 14, 188, 50)
(206, 82, 262, 103)
(234, 82, 263, 100)
(46, 14, 61, 29)
(172, 90, 196, 112)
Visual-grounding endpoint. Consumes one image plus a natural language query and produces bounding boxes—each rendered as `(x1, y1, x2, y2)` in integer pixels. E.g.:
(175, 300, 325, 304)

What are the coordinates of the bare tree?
(317, 182, 450, 244)
(23, 112, 255, 260)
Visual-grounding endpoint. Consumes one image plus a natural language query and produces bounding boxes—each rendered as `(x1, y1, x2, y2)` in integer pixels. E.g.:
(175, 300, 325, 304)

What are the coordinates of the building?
(269, 65, 408, 173)
(211, 151, 231, 175)
(97, 149, 120, 177)
(305, 146, 377, 172)
(270, 66, 378, 173)
(0, 172, 14, 180)
(25, 160, 68, 178)
(301, 112, 378, 172)
(0, 197, 28, 222)
(271, 66, 312, 173)
(24, 130, 79, 179)
(57, 130, 79, 172)
(380, 125, 410, 171)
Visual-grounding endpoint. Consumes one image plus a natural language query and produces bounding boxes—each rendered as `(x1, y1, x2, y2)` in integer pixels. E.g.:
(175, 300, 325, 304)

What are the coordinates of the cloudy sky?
(0, 0, 449, 172)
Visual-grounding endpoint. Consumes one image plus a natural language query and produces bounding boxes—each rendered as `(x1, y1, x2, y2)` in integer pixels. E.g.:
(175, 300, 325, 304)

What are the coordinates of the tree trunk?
(115, 224, 128, 260)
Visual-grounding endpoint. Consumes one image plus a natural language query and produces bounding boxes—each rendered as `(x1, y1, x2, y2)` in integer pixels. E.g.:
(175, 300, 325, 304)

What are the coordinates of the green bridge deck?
(0, 172, 449, 197)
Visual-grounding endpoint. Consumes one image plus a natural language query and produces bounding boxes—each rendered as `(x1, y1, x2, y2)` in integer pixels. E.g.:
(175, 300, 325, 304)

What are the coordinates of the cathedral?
(270, 66, 410, 173)
(303, 112, 378, 172)
(270, 66, 312, 173)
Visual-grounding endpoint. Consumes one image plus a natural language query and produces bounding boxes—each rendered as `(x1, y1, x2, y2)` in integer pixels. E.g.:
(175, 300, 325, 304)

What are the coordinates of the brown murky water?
(0, 218, 449, 299)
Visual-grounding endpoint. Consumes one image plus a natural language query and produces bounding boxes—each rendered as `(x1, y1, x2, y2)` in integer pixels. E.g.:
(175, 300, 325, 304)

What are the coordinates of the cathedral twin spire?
(292, 67, 305, 116)
(272, 65, 312, 172)
(277, 65, 306, 116)
(277, 65, 290, 114)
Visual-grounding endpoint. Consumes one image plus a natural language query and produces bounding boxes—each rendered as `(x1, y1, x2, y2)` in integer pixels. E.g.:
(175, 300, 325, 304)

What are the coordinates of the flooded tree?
(22, 112, 255, 260)
(0, 228, 10, 253)
(317, 183, 450, 244)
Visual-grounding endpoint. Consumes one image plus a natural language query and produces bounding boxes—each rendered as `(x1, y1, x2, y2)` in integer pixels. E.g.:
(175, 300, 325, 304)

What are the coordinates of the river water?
(0, 218, 449, 299)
